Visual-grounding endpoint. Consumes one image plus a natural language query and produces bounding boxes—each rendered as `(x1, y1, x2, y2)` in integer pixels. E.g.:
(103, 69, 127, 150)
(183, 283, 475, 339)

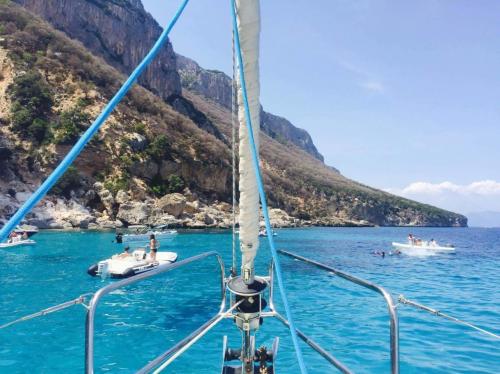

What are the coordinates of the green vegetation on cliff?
(0, 2, 467, 227)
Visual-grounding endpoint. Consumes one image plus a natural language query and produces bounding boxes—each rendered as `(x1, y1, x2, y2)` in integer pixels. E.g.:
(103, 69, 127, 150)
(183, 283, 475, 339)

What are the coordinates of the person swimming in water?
(372, 250, 386, 258)
(114, 233, 123, 244)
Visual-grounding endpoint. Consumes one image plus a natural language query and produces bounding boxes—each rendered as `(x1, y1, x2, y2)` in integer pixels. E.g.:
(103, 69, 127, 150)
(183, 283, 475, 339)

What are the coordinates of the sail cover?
(236, 0, 261, 283)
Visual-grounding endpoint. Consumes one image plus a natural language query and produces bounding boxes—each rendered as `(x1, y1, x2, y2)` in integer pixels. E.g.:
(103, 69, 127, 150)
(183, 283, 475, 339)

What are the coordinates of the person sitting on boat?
(117, 246, 131, 259)
(7, 231, 18, 243)
(21, 231, 28, 240)
(408, 233, 415, 245)
(430, 238, 437, 247)
(149, 234, 158, 262)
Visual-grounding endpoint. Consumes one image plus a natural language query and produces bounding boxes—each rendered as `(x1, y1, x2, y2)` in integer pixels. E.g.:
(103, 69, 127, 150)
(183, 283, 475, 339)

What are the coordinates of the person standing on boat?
(149, 234, 158, 262)
(408, 233, 415, 245)
(8, 231, 18, 243)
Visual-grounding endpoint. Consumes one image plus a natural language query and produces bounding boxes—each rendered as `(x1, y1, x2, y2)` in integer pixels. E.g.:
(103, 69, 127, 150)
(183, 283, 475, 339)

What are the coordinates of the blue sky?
(142, 0, 500, 215)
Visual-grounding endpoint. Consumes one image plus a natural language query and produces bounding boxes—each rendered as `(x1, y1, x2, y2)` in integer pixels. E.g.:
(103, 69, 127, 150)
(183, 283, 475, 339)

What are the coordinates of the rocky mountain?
(15, 0, 324, 163)
(0, 1, 467, 229)
(13, 0, 181, 100)
(177, 54, 325, 162)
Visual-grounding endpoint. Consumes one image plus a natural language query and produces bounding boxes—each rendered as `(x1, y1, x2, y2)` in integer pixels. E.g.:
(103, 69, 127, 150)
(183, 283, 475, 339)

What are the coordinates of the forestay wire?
(230, 1, 308, 372)
(231, 27, 238, 277)
(0, 0, 191, 242)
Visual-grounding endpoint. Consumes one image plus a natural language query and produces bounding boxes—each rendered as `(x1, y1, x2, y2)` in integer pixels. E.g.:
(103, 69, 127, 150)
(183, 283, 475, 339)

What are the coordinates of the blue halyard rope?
(229, 1, 308, 372)
(0, 0, 191, 242)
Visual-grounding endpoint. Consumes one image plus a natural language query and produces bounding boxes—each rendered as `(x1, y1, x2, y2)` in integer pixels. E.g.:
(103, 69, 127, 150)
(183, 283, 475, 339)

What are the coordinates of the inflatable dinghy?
(0, 239, 36, 249)
(392, 242, 455, 253)
(87, 249, 178, 278)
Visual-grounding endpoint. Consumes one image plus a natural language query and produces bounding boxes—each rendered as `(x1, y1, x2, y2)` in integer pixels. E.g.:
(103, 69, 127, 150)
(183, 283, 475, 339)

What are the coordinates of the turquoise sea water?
(0, 227, 499, 373)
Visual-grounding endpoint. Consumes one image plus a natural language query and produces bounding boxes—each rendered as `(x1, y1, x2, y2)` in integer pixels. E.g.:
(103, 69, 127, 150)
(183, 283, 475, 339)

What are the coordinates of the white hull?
(122, 230, 177, 243)
(88, 250, 178, 278)
(0, 239, 36, 248)
(392, 242, 455, 253)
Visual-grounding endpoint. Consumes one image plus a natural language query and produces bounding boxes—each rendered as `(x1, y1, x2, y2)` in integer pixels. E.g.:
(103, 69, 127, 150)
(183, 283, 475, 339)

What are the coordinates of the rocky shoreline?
(1, 182, 376, 232)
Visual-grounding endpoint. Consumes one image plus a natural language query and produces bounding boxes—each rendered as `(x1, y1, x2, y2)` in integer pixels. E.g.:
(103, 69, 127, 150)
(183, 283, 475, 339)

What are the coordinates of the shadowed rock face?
(260, 111, 325, 164)
(176, 54, 325, 163)
(166, 95, 225, 142)
(14, 0, 181, 100)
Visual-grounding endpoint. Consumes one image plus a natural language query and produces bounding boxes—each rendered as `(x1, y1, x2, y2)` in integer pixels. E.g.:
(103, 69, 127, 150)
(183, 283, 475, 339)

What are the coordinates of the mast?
(236, 0, 261, 285)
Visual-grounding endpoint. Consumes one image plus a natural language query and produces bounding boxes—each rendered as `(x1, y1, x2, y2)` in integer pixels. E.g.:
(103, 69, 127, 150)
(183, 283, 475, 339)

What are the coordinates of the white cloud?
(385, 180, 500, 215)
(337, 59, 386, 94)
(465, 180, 500, 195)
(399, 180, 500, 196)
(359, 81, 385, 93)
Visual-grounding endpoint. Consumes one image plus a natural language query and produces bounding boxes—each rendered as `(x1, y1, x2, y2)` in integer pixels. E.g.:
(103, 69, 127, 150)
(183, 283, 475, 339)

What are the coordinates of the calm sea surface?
(0, 227, 498, 373)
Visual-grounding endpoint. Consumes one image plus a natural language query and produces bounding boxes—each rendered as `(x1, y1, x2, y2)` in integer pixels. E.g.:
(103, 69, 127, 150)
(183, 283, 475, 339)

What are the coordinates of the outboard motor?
(87, 264, 98, 276)
(97, 261, 109, 279)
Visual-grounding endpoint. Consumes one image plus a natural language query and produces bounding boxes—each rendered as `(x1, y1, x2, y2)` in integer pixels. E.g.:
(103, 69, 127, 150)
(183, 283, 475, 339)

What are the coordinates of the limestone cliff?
(14, 0, 325, 163)
(0, 2, 467, 229)
(13, 0, 181, 100)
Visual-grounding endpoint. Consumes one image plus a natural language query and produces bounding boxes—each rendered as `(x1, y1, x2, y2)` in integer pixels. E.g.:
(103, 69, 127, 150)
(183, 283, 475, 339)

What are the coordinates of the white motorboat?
(87, 249, 178, 278)
(120, 225, 177, 244)
(14, 225, 39, 237)
(0, 238, 36, 249)
(258, 229, 277, 237)
(392, 242, 455, 253)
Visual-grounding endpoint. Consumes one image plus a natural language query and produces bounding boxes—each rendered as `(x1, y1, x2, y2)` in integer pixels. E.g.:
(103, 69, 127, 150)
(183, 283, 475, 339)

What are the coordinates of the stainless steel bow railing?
(85, 249, 399, 373)
(85, 251, 225, 374)
(278, 249, 400, 374)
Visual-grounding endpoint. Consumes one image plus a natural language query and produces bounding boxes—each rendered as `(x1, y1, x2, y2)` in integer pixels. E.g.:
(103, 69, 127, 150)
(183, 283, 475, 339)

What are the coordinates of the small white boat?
(14, 225, 39, 237)
(258, 229, 277, 237)
(0, 239, 36, 249)
(87, 249, 178, 278)
(121, 225, 177, 244)
(392, 242, 455, 253)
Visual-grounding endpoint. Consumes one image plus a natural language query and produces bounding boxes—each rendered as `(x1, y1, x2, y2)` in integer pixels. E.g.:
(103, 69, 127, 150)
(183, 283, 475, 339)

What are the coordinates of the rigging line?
(0, 0, 191, 243)
(0, 293, 93, 330)
(231, 27, 237, 277)
(229, 1, 308, 373)
(399, 295, 500, 340)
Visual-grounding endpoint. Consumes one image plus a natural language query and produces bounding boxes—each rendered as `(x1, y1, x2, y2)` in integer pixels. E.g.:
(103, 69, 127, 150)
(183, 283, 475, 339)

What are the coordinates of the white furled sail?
(236, 0, 261, 284)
